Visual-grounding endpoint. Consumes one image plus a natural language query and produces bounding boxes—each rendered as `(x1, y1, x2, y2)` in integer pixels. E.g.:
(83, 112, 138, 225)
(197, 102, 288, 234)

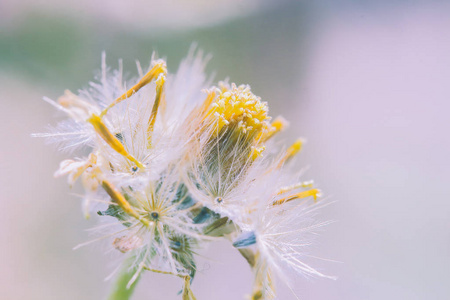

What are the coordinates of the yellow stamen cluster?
(208, 83, 270, 135)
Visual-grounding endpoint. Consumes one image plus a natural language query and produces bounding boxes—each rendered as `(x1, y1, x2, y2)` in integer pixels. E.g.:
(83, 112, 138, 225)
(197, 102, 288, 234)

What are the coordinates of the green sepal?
(203, 217, 235, 237)
(170, 235, 197, 280)
(97, 204, 132, 227)
(233, 231, 256, 248)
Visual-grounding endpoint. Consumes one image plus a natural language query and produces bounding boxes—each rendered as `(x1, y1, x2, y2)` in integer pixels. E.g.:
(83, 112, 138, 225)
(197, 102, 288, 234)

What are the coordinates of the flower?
(36, 47, 333, 300)
(182, 82, 273, 223)
(90, 168, 207, 287)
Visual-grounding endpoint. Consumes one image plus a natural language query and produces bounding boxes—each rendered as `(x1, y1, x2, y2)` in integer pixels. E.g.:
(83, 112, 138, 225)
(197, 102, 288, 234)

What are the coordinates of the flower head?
(36, 48, 333, 299)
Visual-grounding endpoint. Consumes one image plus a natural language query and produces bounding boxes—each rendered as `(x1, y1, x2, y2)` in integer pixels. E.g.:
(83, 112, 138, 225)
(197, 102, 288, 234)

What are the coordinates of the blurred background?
(1, 0, 450, 299)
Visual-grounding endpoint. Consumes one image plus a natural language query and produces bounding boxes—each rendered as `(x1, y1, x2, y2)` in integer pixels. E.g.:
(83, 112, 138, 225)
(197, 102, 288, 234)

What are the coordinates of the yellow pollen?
(258, 116, 289, 142)
(276, 180, 314, 195)
(58, 90, 95, 113)
(101, 179, 149, 227)
(208, 82, 270, 134)
(100, 60, 167, 117)
(272, 188, 321, 206)
(277, 138, 303, 168)
(250, 146, 266, 160)
(147, 73, 166, 147)
(87, 114, 144, 169)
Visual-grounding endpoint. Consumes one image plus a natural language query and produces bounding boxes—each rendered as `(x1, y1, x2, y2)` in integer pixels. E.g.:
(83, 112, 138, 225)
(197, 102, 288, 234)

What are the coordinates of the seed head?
(35, 47, 333, 299)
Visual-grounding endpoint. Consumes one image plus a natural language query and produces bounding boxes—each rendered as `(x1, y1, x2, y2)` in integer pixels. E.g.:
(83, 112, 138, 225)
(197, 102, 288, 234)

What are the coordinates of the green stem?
(107, 256, 141, 300)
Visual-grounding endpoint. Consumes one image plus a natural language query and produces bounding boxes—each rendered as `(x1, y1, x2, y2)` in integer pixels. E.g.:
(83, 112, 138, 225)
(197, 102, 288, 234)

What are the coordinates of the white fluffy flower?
(36, 48, 333, 300)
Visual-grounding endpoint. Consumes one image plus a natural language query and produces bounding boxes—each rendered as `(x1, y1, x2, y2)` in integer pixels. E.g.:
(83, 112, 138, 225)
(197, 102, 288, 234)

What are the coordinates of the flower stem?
(108, 256, 141, 300)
